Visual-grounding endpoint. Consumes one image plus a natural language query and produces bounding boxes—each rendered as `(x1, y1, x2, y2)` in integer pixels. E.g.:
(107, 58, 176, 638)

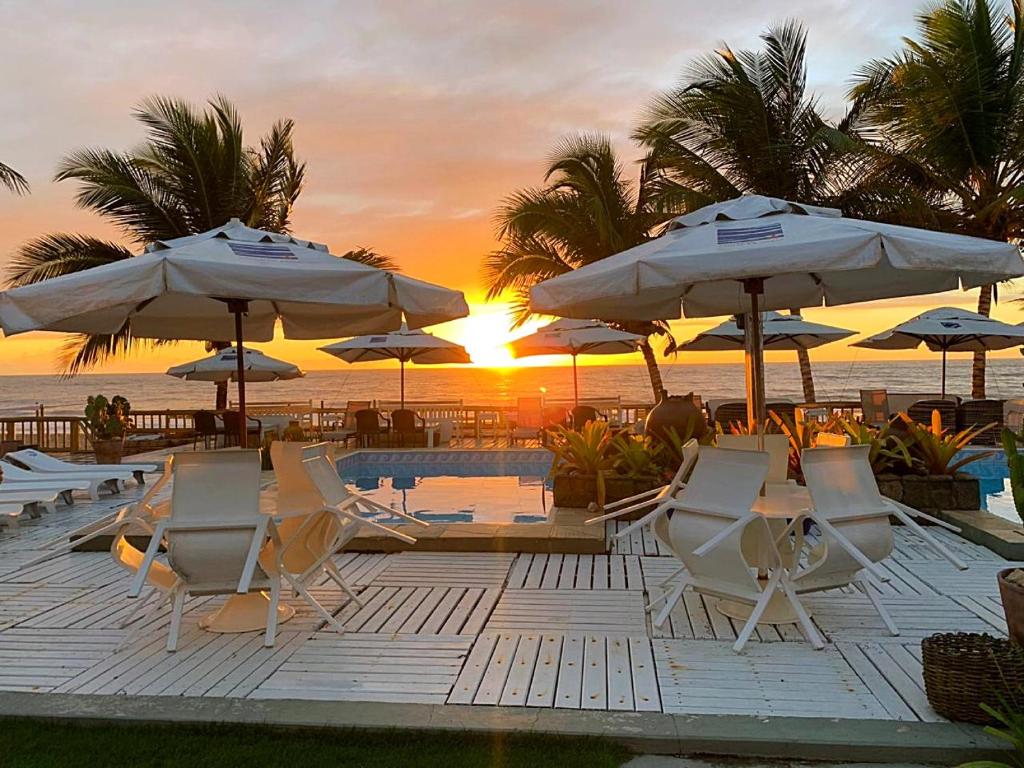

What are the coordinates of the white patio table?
(715, 483, 811, 626)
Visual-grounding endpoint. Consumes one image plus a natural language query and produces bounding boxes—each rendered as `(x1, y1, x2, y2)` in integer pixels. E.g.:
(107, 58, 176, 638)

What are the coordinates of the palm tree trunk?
(639, 340, 666, 403)
(972, 284, 993, 399)
(215, 381, 228, 410)
(789, 309, 816, 403)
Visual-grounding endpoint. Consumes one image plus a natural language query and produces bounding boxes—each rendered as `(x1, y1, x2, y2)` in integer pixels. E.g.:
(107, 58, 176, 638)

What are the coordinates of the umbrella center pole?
(572, 354, 579, 409)
(226, 299, 250, 448)
(742, 279, 767, 451)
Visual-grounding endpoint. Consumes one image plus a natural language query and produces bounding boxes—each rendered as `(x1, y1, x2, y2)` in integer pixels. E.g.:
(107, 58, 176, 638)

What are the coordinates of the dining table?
(714, 482, 812, 626)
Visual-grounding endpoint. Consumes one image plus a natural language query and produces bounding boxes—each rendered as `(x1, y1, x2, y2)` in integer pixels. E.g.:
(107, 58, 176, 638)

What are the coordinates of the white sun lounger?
(0, 460, 117, 501)
(0, 487, 70, 515)
(0, 502, 25, 529)
(7, 449, 157, 485)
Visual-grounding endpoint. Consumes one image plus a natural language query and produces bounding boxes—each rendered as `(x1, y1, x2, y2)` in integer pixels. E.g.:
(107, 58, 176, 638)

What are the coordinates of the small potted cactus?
(84, 395, 132, 464)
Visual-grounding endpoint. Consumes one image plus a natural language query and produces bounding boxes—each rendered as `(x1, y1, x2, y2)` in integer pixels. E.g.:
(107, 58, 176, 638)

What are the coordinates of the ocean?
(1, 358, 1021, 415)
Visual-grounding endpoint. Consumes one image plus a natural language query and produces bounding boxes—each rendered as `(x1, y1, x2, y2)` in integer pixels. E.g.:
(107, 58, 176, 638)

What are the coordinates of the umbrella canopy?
(529, 195, 1024, 434)
(852, 306, 1024, 396)
(319, 324, 470, 408)
(508, 319, 644, 406)
(678, 311, 855, 352)
(0, 219, 468, 444)
(167, 346, 304, 383)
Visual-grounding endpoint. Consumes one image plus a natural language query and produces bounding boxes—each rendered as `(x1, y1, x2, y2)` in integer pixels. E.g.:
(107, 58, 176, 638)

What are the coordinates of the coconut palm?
(0, 162, 28, 194)
(850, 0, 1024, 398)
(634, 21, 857, 402)
(483, 134, 676, 400)
(6, 96, 393, 405)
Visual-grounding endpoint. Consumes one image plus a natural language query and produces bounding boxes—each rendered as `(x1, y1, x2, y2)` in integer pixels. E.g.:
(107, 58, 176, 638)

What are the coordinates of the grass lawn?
(0, 718, 632, 767)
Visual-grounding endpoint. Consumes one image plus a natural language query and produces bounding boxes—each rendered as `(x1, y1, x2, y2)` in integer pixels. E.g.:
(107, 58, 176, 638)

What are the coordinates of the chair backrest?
(516, 397, 544, 429)
(797, 445, 894, 588)
(221, 411, 242, 434)
(542, 406, 568, 429)
(343, 401, 371, 430)
(814, 432, 852, 448)
(354, 409, 382, 435)
(958, 399, 1004, 445)
(860, 389, 889, 426)
(716, 433, 789, 484)
(665, 447, 770, 598)
(392, 409, 420, 434)
(271, 441, 333, 515)
(766, 402, 797, 423)
(193, 410, 218, 435)
(570, 405, 599, 429)
(665, 438, 700, 493)
(907, 399, 958, 430)
(712, 401, 748, 428)
(302, 454, 351, 509)
(165, 450, 265, 590)
(7, 449, 67, 471)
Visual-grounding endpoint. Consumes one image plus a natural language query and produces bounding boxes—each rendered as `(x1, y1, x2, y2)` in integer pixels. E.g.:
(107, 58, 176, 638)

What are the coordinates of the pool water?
(959, 448, 1019, 522)
(337, 449, 553, 524)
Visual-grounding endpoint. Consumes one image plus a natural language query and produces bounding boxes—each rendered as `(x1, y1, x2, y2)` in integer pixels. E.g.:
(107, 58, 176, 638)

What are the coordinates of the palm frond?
(0, 161, 28, 194)
(341, 247, 399, 271)
(7, 234, 133, 287)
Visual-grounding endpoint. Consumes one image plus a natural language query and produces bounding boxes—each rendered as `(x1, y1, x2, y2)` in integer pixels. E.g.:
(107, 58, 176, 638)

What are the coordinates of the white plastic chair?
(795, 446, 901, 635)
(716, 433, 791, 484)
(130, 450, 343, 651)
(1, 460, 107, 501)
(585, 438, 700, 528)
(652, 446, 824, 653)
(7, 448, 156, 485)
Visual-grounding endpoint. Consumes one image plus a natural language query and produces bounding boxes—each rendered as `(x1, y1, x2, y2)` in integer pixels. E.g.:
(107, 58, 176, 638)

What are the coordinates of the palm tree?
(634, 21, 855, 403)
(6, 96, 390, 407)
(0, 162, 28, 194)
(850, 0, 1024, 398)
(482, 134, 675, 400)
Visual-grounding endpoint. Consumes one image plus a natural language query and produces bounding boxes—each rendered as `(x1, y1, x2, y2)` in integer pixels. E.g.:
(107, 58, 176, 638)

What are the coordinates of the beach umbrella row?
(529, 194, 1024, 441)
(167, 346, 304, 383)
(0, 219, 469, 445)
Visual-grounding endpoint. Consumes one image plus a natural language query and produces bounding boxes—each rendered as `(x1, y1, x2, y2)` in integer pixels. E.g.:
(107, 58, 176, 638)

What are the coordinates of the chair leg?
(120, 589, 159, 629)
(856, 579, 900, 636)
(653, 578, 689, 628)
(325, 561, 365, 607)
(166, 587, 186, 652)
(780, 579, 826, 649)
(285, 573, 346, 634)
(733, 570, 783, 653)
(264, 579, 281, 647)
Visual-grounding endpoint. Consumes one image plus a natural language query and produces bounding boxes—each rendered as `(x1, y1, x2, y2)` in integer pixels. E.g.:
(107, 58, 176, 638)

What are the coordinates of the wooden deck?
(0, 479, 1012, 720)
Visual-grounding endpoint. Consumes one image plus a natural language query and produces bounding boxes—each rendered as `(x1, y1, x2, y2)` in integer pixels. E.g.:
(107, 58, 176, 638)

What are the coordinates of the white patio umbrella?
(167, 346, 304, 383)
(0, 219, 468, 445)
(529, 195, 1024, 438)
(507, 319, 644, 407)
(852, 306, 1024, 397)
(319, 324, 470, 409)
(678, 311, 855, 401)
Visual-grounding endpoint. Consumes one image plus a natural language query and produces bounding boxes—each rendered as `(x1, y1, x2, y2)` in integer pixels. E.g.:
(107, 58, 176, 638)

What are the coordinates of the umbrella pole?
(941, 348, 947, 399)
(400, 359, 405, 410)
(572, 354, 579, 408)
(742, 279, 766, 450)
(227, 300, 249, 448)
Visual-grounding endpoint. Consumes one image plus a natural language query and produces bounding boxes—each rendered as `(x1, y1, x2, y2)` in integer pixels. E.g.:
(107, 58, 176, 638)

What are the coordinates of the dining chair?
(653, 447, 823, 652)
(716, 433, 791, 484)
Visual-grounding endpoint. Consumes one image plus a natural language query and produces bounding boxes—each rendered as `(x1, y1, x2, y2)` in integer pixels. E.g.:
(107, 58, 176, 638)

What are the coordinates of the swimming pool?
(959, 447, 1019, 522)
(336, 449, 553, 524)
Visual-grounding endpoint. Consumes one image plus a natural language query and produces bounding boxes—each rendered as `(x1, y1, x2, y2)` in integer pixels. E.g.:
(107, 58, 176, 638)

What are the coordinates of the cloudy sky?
(0, 0, 1017, 373)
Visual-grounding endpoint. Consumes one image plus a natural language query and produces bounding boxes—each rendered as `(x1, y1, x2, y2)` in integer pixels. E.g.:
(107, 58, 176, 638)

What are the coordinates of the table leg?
(198, 592, 295, 633)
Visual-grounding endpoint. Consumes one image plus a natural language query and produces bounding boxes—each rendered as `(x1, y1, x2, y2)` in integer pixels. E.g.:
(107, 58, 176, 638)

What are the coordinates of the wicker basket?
(922, 632, 1024, 724)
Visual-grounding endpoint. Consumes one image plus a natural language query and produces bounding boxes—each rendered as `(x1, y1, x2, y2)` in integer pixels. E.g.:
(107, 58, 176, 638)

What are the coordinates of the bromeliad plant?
(83, 394, 132, 442)
(837, 417, 913, 475)
(611, 433, 663, 479)
(546, 421, 617, 506)
(899, 412, 995, 476)
(1002, 427, 1024, 525)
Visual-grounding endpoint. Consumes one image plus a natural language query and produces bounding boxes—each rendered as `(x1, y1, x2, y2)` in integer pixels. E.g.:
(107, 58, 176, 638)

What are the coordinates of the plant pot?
(922, 632, 1024, 724)
(645, 395, 707, 444)
(879, 474, 980, 512)
(551, 473, 660, 510)
(92, 438, 123, 465)
(999, 568, 1024, 647)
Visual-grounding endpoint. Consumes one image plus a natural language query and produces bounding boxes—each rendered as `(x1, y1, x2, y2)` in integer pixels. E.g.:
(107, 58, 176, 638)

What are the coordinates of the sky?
(0, 0, 1022, 375)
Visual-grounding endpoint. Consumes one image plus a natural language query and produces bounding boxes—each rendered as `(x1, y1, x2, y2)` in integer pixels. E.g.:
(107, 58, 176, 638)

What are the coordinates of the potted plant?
(604, 433, 663, 512)
(546, 422, 616, 508)
(999, 427, 1024, 644)
(84, 395, 132, 464)
(838, 417, 914, 500)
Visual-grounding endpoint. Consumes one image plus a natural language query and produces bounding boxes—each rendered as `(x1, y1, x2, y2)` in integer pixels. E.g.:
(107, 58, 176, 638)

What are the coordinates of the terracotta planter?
(551, 473, 660, 510)
(999, 569, 1024, 647)
(645, 395, 707, 445)
(876, 473, 980, 512)
(92, 438, 123, 465)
